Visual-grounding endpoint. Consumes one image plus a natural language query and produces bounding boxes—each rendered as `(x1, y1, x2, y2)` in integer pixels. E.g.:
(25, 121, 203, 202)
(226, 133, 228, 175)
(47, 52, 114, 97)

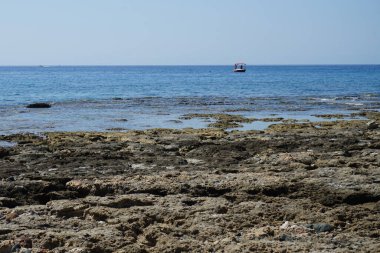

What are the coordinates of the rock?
(68, 248, 88, 253)
(277, 234, 293, 241)
(40, 234, 63, 250)
(26, 103, 51, 108)
(306, 223, 334, 233)
(254, 226, 274, 238)
(280, 221, 289, 229)
(5, 212, 19, 222)
(115, 118, 128, 122)
(0, 123, 379, 252)
(19, 249, 32, 253)
(0, 228, 12, 236)
(10, 244, 20, 252)
(47, 200, 88, 218)
(0, 197, 18, 208)
(0, 240, 13, 253)
(367, 120, 379, 130)
(16, 236, 32, 249)
(0, 148, 10, 159)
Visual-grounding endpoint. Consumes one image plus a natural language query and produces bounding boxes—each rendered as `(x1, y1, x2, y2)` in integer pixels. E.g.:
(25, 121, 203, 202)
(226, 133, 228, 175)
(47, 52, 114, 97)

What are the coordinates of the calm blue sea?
(0, 65, 379, 134)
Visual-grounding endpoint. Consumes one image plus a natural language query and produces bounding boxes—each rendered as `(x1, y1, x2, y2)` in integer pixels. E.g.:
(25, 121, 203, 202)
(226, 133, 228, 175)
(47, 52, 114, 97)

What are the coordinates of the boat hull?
(233, 69, 246, 72)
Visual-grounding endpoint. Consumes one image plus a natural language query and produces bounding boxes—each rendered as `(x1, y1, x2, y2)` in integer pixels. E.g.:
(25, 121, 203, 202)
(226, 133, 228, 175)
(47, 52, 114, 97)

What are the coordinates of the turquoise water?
(0, 65, 379, 134)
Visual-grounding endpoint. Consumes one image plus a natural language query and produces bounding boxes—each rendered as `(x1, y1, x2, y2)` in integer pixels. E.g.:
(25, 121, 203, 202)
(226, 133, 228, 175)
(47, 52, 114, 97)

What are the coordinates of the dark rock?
(278, 234, 293, 241)
(367, 120, 379, 130)
(115, 118, 128, 122)
(306, 223, 334, 233)
(0, 147, 10, 158)
(17, 235, 32, 248)
(344, 192, 380, 205)
(26, 103, 51, 108)
(11, 244, 21, 252)
(6, 176, 15, 182)
(0, 197, 19, 208)
(40, 235, 62, 250)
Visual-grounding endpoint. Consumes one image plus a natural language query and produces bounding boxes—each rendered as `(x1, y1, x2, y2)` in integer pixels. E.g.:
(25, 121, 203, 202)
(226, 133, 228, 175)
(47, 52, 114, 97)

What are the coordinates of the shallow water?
(0, 65, 379, 134)
(0, 141, 17, 148)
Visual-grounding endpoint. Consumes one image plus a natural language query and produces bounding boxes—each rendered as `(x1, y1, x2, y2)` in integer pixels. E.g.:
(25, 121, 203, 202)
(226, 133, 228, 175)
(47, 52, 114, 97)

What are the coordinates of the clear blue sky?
(1, 0, 379, 65)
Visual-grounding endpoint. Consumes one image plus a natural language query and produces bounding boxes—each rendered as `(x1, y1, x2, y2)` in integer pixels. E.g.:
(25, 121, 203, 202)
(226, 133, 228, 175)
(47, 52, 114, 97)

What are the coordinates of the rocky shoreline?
(0, 113, 379, 252)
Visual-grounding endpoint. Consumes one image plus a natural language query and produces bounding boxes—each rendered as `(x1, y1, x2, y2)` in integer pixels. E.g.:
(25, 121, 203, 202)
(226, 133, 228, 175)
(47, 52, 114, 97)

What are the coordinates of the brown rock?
(0, 240, 13, 253)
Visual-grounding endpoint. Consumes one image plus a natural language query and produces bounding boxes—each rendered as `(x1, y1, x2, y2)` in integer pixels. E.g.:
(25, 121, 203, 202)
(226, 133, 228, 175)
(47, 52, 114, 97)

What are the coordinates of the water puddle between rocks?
(0, 141, 17, 148)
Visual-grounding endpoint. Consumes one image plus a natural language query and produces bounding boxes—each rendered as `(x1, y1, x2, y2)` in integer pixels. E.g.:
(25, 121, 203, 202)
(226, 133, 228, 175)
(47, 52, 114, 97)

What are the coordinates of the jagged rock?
(0, 117, 379, 252)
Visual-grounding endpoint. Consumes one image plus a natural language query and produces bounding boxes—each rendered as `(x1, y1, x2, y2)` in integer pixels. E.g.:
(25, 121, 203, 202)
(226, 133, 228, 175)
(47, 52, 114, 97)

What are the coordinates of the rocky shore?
(0, 112, 379, 252)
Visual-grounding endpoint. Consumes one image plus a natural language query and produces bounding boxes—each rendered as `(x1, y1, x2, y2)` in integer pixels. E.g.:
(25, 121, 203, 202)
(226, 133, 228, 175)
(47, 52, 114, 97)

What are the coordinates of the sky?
(0, 0, 379, 65)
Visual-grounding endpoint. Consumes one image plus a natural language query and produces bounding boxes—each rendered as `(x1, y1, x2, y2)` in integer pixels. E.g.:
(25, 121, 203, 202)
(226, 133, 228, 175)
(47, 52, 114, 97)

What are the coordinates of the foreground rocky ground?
(0, 112, 379, 252)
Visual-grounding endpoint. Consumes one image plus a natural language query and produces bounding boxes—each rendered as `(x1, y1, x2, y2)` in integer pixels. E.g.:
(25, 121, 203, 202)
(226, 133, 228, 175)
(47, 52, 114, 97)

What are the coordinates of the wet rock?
(26, 103, 51, 108)
(257, 117, 284, 122)
(180, 113, 254, 129)
(115, 118, 128, 122)
(312, 114, 347, 119)
(106, 127, 128, 131)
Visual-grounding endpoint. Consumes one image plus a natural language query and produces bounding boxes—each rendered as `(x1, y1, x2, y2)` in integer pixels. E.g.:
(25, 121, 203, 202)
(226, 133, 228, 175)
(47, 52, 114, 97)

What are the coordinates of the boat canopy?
(234, 63, 246, 69)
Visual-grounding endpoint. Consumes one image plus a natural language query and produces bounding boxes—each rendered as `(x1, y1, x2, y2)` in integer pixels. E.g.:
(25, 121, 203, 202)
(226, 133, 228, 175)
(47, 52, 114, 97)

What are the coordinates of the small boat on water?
(233, 63, 246, 72)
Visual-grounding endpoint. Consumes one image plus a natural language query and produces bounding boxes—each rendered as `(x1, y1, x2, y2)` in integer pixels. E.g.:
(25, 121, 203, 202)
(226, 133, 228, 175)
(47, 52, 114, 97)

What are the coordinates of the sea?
(0, 65, 379, 135)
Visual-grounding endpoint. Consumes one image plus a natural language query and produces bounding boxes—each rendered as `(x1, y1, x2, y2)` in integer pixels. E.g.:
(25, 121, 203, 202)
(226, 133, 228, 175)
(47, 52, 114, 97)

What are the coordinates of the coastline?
(0, 113, 379, 252)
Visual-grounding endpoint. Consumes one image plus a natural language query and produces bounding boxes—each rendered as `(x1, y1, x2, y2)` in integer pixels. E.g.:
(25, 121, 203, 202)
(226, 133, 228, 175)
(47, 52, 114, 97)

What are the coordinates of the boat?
(233, 63, 246, 72)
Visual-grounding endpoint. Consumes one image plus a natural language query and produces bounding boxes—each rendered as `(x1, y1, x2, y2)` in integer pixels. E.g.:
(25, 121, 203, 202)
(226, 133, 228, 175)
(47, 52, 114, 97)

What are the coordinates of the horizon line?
(0, 63, 380, 67)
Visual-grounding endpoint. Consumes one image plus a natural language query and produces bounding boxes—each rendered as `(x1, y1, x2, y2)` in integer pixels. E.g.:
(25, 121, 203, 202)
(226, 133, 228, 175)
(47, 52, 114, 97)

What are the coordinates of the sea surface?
(0, 65, 379, 134)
